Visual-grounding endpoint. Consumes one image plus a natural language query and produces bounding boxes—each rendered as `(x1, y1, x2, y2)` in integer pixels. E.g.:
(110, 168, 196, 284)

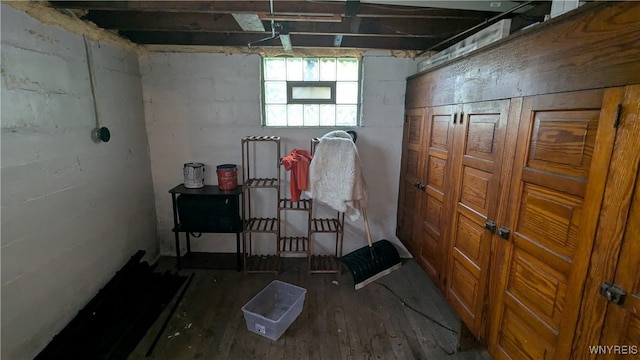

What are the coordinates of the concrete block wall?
(140, 50, 417, 258)
(1, 5, 157, 359)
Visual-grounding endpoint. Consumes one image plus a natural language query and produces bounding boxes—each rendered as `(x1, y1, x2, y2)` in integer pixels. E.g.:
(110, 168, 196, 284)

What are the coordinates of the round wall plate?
(92, 127, 111, 143)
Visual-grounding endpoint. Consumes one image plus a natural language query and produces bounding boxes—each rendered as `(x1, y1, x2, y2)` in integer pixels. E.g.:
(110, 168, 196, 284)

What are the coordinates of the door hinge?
(614, 104, 622, 128)
(599, 281, 626, 306)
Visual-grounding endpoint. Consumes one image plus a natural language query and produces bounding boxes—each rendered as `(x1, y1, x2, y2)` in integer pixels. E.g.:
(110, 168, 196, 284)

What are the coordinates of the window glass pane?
(263, 57, 359, 127)
(303, 58, 319, 81)
(319, 104, 336, 126)
(319, 58, 336, 81)
(264, 81, 287, 104)
(303, 104, 320, 126)
(291, 85, 332, 100)
(336, 82, 358, 104)
(287, 104, 304, 126)
(286, 58, 303, 81)
(264, 58, 286, 80)
(336, 105, 357, 126)
(265, 105, 287, 126)
(336, 58, 358, 81)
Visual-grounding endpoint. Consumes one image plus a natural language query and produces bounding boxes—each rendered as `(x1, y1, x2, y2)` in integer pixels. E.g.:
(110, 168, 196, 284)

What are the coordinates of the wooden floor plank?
(371, 283, 412, 360)
(385, 262, 460, 353)
(327, 278, 345, 360)
(302, 274, 319, 360)
(337, 274, 365, 360)
(334, 305, 351, 360)
(215, 274, 272, 359)
(128, 257, 492, 360)
(362, 283, 396, 359)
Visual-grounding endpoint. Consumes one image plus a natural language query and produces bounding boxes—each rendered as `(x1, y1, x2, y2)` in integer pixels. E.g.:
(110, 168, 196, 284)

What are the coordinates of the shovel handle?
(362, 208, 374, 248)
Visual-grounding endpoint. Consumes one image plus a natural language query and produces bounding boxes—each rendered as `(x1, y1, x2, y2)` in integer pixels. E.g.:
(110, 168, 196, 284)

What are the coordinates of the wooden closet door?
(570, 85, 640, 359)
(397, 108, 426, 254)
(598, 167, 640, 358)
(415, 105, 455, 287)
(445, 99, 511, 339)
(489, 89, 619, 360)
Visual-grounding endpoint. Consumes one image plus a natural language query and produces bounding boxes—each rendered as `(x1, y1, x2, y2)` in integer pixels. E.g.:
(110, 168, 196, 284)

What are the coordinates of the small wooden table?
(169, 184, 243, 271)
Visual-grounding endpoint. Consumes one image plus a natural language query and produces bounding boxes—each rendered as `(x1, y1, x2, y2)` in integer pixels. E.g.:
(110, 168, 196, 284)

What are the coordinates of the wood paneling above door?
(405, 2, 640, 109)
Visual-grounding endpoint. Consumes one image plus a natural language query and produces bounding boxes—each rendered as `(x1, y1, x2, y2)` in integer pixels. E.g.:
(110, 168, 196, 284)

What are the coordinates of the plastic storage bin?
(241, 280, 307, 341)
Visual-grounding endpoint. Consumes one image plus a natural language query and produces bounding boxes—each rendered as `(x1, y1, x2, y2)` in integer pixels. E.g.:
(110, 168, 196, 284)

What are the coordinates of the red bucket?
(216, 164, 238, 190)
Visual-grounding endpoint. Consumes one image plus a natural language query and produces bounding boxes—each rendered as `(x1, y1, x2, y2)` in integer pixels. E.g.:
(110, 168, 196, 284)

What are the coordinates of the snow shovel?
(340, 208, 402, 290)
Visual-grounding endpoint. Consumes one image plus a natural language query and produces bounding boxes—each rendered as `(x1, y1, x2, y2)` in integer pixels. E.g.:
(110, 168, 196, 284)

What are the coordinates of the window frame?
(261, 57, 362, 128)
(287, 81, 336, 104)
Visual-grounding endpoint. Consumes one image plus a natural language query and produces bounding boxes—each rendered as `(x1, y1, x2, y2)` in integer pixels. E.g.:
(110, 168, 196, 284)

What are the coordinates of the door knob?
(498, 227, 511, 240)
(599, 281, 627, 306)
(484, 220, 497, 233)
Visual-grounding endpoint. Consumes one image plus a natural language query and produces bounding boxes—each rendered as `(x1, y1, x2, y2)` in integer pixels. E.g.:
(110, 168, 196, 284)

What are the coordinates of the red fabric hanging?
(281, 149, 313, 202)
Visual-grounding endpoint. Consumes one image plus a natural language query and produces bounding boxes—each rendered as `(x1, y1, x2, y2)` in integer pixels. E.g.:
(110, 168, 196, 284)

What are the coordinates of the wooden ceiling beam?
(84, 11, 482, 37)
(50, 1, 495, 19)
(119, 31, 439, 50)
(84, 12, 243, 32)
(257, 12, 342, 22)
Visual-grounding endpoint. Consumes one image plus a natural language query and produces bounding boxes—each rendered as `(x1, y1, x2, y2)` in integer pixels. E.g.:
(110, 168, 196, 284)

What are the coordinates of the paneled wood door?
(570, 84, 640, 359)
(397, 108, 426, 254)
(445, 99, 512, 340)
(415, 105, 455, 287)
(489, 89, 619, 359)
(597, 168, 640, 358)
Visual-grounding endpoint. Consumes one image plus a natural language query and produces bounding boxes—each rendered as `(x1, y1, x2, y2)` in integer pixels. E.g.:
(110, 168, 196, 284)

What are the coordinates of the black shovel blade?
(341, 239, 402, 290)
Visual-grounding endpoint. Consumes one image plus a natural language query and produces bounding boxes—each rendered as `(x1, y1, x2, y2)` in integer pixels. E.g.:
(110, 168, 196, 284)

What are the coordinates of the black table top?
(169, 184, 242, 196)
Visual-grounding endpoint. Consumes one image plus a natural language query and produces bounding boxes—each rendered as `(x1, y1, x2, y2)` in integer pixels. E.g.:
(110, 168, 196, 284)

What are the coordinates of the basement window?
(262, 57, 361, 127)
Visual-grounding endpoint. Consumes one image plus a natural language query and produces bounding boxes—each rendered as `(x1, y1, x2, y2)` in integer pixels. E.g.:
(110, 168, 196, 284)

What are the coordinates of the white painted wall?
(140, 50, 417, 258)
(1, 5, 157, 359)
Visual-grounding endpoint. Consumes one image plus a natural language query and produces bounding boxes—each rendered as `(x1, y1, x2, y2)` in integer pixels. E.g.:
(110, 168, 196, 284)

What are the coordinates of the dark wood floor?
(129, 257, 491, 360)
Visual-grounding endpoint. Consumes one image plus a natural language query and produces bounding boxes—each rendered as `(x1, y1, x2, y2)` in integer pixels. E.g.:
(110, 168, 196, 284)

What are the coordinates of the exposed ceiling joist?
(51, 1, 497, 19)
(49, 1, 551, 52)
(81, 11, 479, 38)
(257, 12, 342, 22)
(120, 31, 437, 49)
